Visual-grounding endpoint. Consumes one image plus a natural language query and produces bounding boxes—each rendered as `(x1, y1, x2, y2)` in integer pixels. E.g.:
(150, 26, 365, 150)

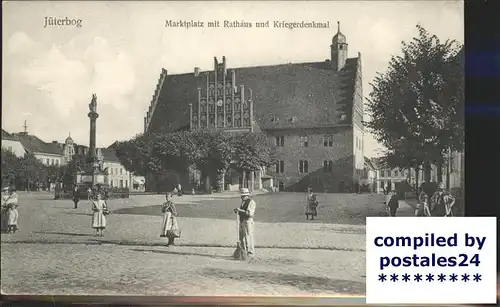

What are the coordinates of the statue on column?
(89, 94, 97, 113)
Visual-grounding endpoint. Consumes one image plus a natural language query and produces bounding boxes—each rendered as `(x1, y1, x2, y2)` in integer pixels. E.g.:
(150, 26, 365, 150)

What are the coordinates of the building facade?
(8, 130, 141, 190)
(144, 25, 365, 193)
(14, 132, 66, 166)
(376, 150, 464, 194)
(101, 148, 133, 189)
(361, 157, 379, 192)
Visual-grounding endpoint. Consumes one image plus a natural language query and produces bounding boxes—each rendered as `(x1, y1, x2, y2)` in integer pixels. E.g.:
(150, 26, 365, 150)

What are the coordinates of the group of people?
(415, 182, 456, 217)
(158, 187, 258, 257)
(384, 182, 456, 217)
(1, 186, 19, 233)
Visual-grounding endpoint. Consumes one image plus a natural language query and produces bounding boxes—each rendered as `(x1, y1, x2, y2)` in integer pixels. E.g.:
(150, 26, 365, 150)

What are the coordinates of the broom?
(233, 212, 248, 261)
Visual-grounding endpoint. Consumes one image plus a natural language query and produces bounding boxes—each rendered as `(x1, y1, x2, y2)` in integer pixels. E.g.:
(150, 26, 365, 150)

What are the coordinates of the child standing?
(7, 202, 19, 233)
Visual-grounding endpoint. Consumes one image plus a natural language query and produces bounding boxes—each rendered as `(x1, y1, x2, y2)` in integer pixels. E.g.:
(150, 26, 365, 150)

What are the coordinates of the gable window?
(323, 135, 333, 147)
(323, 160, 333, 173)
(299, 160, 309, 173)
(275, 136, 284, 147)
(299, 136, 308, 147)
(275, 160, 284, 174)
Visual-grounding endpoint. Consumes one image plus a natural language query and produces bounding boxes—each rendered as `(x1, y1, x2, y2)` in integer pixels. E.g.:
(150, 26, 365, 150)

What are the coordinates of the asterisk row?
(378, 273, 482, 283)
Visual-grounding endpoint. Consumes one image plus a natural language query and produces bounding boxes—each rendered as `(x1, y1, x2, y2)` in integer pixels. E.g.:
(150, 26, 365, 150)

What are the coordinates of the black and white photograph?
(1, 1, 464, 296)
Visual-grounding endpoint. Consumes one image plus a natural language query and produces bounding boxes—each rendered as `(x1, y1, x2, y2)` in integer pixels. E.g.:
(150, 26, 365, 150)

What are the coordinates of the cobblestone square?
(1, 191, 413, 295)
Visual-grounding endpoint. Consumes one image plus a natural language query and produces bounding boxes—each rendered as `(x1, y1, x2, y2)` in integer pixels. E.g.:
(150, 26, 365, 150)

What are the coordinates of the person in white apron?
(160, 193, 180, 246)
(91, 192, 108, 236)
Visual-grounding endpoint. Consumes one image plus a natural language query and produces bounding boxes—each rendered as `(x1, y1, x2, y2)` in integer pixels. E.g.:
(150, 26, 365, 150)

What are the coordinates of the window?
(120, 168, 123, 175)
(7, 146, 12, 152)
(125, 180, 128, 188)
(381, 170, 385, 177)
(299, 136, 308, 147)
(393, 170, 398, 177)
(275, 136, 284, 147)
(323, 161, 333, 173)
(55, 160, 59, 166)
(46, 159, 50, 164)
(120, 180, 123, 188)
(299, 160, 309, 173)
(275, 160, 284, 174)
(323, 135, 333, 147)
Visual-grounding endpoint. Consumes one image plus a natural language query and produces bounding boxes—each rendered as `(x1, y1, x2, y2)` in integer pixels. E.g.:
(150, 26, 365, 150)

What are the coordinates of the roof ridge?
(163, 57, 360, 76)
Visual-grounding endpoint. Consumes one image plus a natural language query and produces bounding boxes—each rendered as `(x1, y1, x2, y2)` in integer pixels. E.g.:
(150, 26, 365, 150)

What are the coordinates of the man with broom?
(233, 188, 257, 260)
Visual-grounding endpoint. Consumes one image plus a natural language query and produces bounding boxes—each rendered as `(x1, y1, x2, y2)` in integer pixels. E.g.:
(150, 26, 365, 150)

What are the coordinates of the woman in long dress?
(91, 192, 107, 236)
(305, 187, 318, 220)
(2, 187, 19, 233)
(1, 187, 10, 233)
(160, 193, 180, 246)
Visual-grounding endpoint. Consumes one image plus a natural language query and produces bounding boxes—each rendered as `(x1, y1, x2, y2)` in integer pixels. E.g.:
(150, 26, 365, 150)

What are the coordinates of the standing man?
(233, 188, 257, 257)
(386, 189, 399, 217)
(72, 183, 80, 209)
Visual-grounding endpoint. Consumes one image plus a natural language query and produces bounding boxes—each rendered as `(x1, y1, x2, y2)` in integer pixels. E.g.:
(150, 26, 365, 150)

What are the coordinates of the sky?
(2, 1, 463, 157)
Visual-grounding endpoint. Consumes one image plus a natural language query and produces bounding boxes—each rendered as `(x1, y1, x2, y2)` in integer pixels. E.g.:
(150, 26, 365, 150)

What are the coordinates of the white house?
(1, 129, 26, 157)
(376, 150, 464, 194)
(101, 148, 133, 189)
(14, 132, 64, 166)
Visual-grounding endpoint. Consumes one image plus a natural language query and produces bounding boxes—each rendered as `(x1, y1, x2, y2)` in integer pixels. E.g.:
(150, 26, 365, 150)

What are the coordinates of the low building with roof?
(13, 132, 66, 166)
(100, 147, 133, 189)
(1, 129, 26, 158)
(143, 24, 366, 193)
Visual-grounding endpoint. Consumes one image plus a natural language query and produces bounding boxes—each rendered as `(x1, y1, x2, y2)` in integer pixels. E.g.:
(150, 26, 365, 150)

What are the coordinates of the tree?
(1, 148, 22, 188)
(18, 152, 47, 191)
(114, 133, 163, 176)
(232, 132, 278, 172)
(366, 24, 463, 182)
(113, 130, 277, 192)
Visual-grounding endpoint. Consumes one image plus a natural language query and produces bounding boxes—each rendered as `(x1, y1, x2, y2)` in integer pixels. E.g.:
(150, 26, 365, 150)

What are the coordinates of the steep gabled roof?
(101, 148, 121, 163)
(148, 58, 359, 133)
(2, 129, 19, 141)
(13, 133, 63, 155)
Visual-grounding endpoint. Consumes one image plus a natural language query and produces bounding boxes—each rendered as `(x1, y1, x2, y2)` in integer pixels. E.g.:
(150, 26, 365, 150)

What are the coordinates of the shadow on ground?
(32, 231, 97, 237)
(61, 212, 93, 216)
(199, 267, 365, 294)
(131, 248, 233, 261)
(131, 248, 301, 265)
(1, 239, 364, 252)
(112, 193, 384, 225)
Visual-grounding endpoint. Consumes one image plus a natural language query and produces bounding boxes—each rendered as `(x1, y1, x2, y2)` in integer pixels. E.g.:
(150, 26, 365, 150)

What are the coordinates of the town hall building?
(144, 24, 365, 193)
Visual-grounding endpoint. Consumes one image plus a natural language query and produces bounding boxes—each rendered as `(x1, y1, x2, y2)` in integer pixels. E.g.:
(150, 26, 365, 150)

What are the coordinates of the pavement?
(1, 191, 415, 296)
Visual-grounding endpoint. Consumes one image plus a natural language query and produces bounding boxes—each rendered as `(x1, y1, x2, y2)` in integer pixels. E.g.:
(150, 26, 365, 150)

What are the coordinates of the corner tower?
(330, 21, 348, 71)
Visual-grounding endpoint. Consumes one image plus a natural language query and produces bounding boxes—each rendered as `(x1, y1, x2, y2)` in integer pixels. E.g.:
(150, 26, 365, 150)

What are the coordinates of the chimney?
(194, 67, 200, 77)
(52, 141, 58, 144)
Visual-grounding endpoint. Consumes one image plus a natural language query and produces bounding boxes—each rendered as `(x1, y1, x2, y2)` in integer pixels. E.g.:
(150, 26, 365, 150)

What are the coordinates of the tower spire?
(23, 120, 28, 133)
(337, 21, 340, 33)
